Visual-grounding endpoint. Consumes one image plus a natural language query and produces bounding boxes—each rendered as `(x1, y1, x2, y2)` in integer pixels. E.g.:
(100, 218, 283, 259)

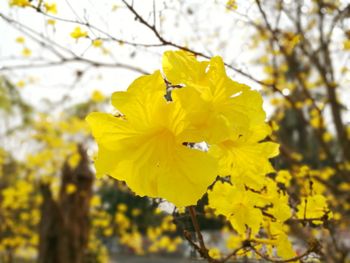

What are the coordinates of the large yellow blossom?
(87, 50, 278, 208)
(87, 70, 217, 207)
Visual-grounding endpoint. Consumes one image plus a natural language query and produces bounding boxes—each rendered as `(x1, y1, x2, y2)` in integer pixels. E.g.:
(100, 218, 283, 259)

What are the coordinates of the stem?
(188, 206, 207, 254)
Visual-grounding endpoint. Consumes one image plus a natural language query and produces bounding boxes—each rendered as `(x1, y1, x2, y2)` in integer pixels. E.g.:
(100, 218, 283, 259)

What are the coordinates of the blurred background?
(0, 0, 350, 262)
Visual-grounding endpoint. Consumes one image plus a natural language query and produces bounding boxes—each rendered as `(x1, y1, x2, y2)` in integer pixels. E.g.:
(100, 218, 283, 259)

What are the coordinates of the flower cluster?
(87, 50, 278, 207)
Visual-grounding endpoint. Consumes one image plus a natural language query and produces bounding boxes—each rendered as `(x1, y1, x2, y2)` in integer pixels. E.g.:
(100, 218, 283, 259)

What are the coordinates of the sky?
(0, 0, 263, 108)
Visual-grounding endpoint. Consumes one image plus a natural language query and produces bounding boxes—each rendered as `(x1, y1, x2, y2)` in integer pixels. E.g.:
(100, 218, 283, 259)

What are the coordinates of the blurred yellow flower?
(47, 19, 56, 26)
(226, 0, 237, 10)
(21, 47, 32, 57)
(16, 80, 26, 88)
(70, 27, 88, 39)
(208, 247, 221, 259)
(91, 90, 105, 102)
(65, 183, 77, 194)
(92, 39, 103, 48)
(44, 2, 57, 14)
(9, 0, 30, 7)
(16, 36, 25, 44)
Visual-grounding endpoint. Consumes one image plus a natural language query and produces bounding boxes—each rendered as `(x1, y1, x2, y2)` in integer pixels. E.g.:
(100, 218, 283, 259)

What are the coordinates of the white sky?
(0, 0, 264, 109)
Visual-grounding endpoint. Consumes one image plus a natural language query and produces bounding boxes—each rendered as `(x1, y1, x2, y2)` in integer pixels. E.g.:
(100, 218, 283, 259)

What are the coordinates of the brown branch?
(0, 12, 148, 75)
(239, 10, 345, 172)
(220, 246, 245, 263)
(283, 1, 350, 161)
(326, 4, 350, 43)
(0, 57, 149, 75)
(121, 0, 291, 92)
(250, 242, 317, 263)
(31, 7, 167, 48)
(188, 206, 208, 255)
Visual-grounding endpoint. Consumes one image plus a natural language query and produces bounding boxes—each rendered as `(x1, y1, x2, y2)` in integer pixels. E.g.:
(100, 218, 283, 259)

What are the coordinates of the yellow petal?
(162, 50, 208, 85)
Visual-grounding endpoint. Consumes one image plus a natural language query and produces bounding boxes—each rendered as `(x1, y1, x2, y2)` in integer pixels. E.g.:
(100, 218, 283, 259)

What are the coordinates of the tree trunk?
(38, 146, 94, 263)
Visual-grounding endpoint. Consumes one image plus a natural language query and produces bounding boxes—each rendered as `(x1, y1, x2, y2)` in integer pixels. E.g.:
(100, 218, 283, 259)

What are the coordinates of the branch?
(121, 0, 286, 90)
(188, 206, 208, 255)
(0, 12, 148, 75)
(250, 242, 318, 263)
(0, 57, 149, 75)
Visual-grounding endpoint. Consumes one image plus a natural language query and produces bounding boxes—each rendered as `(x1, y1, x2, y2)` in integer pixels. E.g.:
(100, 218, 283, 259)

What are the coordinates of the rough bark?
(38, 146, 94, 263)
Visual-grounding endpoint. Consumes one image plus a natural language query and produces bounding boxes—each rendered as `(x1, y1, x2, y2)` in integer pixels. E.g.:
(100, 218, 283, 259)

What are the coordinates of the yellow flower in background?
(9, 0, 30, 7)
(44, 2, 57, 14)
(208, 247, 221, 259)
(131, 208, 141, 217)
(343, 39, 350, 50)
(91, 90, 105, 102)
(21, 47, 31, 57)
(117, 203, 127, 212)
(47, 19, 56, 26)
(226, 234, 242, 250)
(297, 195, 332, 224)
(275, 170, 292, 187)
(226, 0, 237, 10)
(68, 152, 81, 169)
(111, 4, 120, 11)
(70, 27, 88, 39)
(92, 39, 103, 48)
(275, 233, 297, 260)
(16, 36, 25, 44)
(65, 183, 77, 194)
(87, 70, 217, 207)
(16, 80, 26, 88)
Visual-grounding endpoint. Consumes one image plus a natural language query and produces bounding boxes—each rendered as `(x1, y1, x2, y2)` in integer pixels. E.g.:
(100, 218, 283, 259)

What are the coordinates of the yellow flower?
(275, 233, 297, 260)
(343, 39, 350, 50)
(68, 152, 81, 168)
(111, 4, 120, 11)
(16, 36, 25, 44)
(275, 170, 292, 187)
(47, 19, 56, 26)
(92, 39, 103, 48)
(90, 196, 101, 207)
(91, 90, 104, 102)
(131, 208, 141, 217)
(86, 70, 217, 207)
(70, 26, 88, 39)
(103, 228, 113, 237)
(16, 80, 26, 88)
(208, 247, 221, 259)
(117, 203, 127, 212)
(22, 47, 32, 57)
(9, 0, 30, 7)
(226, 234, 242, 250)
(163, 51, 268, 144)
(210, 130, 279, 189)
(87, 50, 275, 209)
(208, 181, 263, 235)
(65, 183, 77, 194)
(226, 0, 237, 10)
(297, 194, 332, 224)
(44, 2, 57, 14)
